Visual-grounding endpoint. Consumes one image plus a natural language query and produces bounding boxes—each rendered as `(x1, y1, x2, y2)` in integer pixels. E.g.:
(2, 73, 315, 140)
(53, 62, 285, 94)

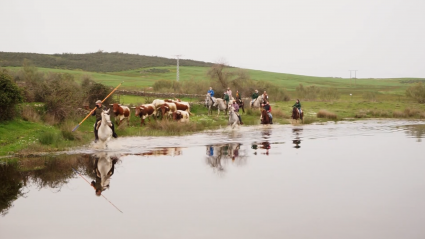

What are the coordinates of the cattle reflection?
(138, 147, 183, 157)
(205, 143, 247, 173)
(90, 152, 120, 196)
(292, 128, 303, 149)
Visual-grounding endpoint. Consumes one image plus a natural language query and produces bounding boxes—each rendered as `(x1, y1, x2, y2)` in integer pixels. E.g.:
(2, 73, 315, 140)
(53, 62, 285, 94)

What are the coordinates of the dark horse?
(236, 98, 245, 113)
(291, 107, 303, 123)
(261, 109, 271, 124)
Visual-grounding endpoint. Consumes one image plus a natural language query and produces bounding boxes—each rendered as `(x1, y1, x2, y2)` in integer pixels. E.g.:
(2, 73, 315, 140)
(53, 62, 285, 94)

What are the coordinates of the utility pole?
(174, 55, 182, 82)
(349, 70, 358, 85)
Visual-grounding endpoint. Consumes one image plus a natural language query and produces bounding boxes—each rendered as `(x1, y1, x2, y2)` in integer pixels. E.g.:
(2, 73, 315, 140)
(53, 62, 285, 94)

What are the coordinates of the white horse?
(213, 98, 231, 116)
(93, 152, 118, 192)
(251, 94, 264, 109)
(228, 105, 240, 129)
(205, 93, 220, 115)
(97, 109, 113, 148)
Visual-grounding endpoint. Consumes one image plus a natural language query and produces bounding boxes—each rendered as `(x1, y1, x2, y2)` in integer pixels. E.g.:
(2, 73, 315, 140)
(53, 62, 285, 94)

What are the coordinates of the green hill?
(0, 51, 213, 72)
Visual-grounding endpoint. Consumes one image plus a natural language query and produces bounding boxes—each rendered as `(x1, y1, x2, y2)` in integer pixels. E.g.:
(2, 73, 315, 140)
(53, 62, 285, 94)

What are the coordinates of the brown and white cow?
(173, 101, 192, 115)
(134, 104, 156, 126)
(158, 102, 177, 119)
(172, 110, 190, 123)
(111, 103, 130, 126)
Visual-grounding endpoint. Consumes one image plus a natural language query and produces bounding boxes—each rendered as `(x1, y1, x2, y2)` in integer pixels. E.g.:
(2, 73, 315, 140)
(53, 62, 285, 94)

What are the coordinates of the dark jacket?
(263, 104, 271, 112)
(92, 105, 108, 121)
(252, 92, 259, 99)
(292, 102, 301, 109)
(224, 94, 230, 102)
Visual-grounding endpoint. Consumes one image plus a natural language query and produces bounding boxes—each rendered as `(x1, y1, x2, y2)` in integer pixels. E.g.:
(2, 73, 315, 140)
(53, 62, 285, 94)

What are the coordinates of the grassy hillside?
(0, 52, 213, 72)
(3, 65, 419, 96)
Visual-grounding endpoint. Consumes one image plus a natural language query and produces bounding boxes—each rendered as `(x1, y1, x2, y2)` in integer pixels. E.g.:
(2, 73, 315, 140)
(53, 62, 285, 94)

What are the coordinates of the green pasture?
(4, 66, 417, 95)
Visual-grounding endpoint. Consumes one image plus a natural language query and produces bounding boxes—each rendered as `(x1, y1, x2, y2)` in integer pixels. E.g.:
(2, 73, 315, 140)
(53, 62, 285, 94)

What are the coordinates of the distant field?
(3, 66, 419, 95)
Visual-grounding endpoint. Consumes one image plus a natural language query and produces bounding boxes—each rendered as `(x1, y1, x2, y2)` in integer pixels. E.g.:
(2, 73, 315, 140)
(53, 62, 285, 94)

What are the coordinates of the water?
(1, 120, 425, 239)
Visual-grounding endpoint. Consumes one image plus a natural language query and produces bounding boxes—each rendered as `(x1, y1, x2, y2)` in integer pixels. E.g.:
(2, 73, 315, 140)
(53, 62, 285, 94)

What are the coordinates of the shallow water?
(1, 120, 425, 239)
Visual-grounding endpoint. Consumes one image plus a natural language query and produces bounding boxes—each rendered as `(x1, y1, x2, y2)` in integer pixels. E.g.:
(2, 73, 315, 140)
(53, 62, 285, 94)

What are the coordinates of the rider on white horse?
(232, 101, 243, 125)
(92, 100, 118, 142)
(207, 87, 216, 104)
(251, 90, 259, 107)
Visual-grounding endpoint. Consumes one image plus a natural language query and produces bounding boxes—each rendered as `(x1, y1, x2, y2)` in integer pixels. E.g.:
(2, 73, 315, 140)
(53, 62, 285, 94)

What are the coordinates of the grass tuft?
(317, 110, 337, 119)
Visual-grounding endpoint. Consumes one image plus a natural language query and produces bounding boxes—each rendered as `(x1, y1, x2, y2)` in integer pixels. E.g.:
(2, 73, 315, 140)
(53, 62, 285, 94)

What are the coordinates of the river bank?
(1, 100, 425, 159)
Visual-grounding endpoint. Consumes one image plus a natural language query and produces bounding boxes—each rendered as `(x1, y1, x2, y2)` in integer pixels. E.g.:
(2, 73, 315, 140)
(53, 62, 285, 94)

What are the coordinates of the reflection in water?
(90, 153, 119, 196)
(404, 124, 425, 142)
(0, 161, 24, 216)
(139, 147, 183, 157)
(206, 143, 247, 173)
(292, 128, 302, 149)
(251, 129, 272, 155)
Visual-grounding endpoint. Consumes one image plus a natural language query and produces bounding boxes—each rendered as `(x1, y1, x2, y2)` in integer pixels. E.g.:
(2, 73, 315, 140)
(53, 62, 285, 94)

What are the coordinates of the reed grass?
(316, 110, 338, 119)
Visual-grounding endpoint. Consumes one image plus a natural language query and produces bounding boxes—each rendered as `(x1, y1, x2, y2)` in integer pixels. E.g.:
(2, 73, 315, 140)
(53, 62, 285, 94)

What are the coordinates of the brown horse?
(291, 107, 303, 123)
(261, 109, 271, 124)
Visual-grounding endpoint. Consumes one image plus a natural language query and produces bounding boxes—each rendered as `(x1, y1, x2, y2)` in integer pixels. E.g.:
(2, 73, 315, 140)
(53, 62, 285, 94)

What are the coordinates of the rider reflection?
(206, 143, 245, 172)
(292, 128, 303, 149)
(90, 153, 119, 196)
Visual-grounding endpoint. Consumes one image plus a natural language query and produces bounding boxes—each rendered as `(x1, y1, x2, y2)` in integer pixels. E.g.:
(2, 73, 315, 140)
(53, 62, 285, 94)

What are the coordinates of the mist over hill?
(0, 51, 213, 72)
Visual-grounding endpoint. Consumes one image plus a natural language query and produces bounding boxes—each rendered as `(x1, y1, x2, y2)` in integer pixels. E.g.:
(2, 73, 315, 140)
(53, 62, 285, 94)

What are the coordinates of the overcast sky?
(1, 0, 425, 78)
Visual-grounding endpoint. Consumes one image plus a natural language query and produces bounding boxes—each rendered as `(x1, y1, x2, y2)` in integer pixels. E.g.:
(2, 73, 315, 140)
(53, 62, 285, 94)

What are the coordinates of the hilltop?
(0, 51, 213, 72)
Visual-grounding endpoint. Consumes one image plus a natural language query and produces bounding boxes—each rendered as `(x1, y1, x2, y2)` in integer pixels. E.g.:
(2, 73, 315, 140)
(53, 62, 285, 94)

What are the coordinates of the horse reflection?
(251, 141, 271, 155)
(90, 152, 119, 196)
(292, 128, 303, 149)
(206, 143, 245, 173)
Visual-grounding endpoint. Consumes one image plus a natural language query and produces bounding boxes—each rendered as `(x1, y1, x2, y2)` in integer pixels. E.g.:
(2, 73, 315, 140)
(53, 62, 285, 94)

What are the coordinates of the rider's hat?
(95, 100, 102, 104)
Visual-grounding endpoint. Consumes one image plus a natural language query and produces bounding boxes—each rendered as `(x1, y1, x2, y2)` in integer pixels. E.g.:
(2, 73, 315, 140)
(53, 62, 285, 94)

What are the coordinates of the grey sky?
(2, 0, 425, 78)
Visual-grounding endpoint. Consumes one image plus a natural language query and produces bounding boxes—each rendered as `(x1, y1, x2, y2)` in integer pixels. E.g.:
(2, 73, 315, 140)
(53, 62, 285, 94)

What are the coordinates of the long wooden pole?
(72, 168, 123, 213)
(72, 81, 124, 132)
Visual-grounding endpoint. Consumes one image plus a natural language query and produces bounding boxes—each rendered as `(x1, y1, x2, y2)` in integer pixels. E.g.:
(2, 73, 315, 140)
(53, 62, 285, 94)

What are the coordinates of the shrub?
(406, 82, 425, 103)
(85, 82, 112, 109)
(392, 110, 405, 118)
(404, 108, 420, 117)
(21, 105, 41, 122)
(38, 131, 60, 145)
(42, 73, 82, 122)
(319, 88, 340, 102)
(296, 84, 320, 100)
(0, 70, 24, 121)
(317, 110, 337, 119)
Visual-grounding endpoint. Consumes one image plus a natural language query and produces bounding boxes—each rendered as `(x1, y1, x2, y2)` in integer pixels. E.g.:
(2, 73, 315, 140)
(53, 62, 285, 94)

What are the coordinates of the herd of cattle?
(109, 98, 191, 126)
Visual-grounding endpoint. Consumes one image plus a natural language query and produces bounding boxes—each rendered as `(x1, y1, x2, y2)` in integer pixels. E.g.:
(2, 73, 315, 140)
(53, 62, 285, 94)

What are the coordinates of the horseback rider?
(251, 90, 259, 106)
(262, 101, 273, 124)
(292, 99, 302, 114)
(207, 86, 216, 104)
(262, 91, 269, 103)
(232, 100, 243, 125)
(226, 87, 232, 100)
(92, 100, 118, 142)
(224, 91, 230, 109)
(236, 90, 241, 100)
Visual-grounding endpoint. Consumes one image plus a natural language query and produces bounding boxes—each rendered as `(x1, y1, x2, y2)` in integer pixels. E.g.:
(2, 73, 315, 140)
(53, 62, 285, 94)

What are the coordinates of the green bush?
(0, 69, 24, 121)
(406, 82, 425, 103)
(38, 131, 60, 145)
